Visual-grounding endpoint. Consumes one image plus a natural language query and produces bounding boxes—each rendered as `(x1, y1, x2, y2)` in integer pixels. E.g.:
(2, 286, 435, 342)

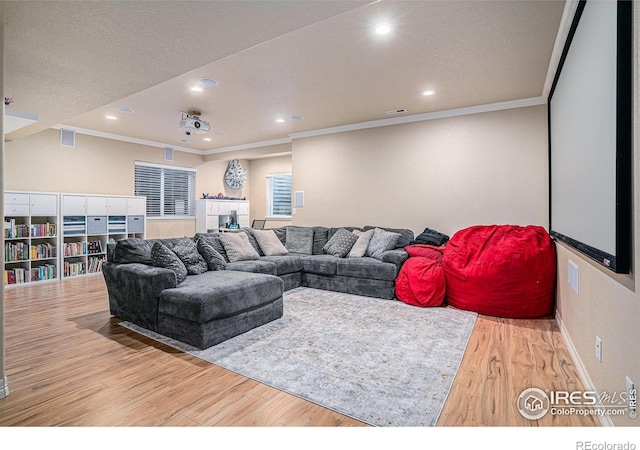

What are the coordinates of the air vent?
(60, 129, 75, 148)
(164, 147, 174, 161)
(386, 108, 407, 115)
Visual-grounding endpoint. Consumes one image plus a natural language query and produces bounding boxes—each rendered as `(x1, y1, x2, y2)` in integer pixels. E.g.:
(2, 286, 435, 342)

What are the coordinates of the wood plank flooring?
(0, 275, 598, 427)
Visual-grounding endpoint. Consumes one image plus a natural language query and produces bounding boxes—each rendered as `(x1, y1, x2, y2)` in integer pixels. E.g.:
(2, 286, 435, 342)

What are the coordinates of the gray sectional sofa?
(102, 225, 413, 349)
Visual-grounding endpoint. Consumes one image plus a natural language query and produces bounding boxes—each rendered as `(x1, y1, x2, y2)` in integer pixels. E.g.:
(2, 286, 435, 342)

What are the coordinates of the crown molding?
(203, 137, 293, 155)
(289, 96, 546, 140)
(49, 125, 204, 155)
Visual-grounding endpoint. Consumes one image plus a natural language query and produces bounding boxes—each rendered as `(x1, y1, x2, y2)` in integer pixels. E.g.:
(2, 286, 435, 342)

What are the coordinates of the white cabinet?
(196, 199, 250, 233)
(4, 190, 59, 286)
(61, 193, 146, 279)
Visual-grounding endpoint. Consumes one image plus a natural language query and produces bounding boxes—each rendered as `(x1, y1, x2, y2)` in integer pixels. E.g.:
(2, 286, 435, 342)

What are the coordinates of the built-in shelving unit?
(4, 191, 59, 286)
(60, 193, 146, 279)
(196, 199, 250, 233)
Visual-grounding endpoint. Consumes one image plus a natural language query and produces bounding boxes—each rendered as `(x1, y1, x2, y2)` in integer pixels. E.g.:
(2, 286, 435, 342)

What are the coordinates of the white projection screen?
(549, 0, 632, 273)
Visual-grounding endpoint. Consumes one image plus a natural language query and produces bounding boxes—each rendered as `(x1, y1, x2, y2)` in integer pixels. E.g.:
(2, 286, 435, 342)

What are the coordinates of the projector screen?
(549, 0, 632, 273)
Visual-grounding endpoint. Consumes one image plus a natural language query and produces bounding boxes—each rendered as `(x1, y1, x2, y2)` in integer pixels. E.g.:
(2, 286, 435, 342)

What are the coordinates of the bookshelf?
(196, 199, 250, 233)
(61, 193, 146, 279)
(4, 191, 59, 286)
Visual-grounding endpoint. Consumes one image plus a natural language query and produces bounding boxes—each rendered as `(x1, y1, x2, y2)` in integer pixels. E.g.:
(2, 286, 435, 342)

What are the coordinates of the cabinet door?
(62, 195, 87, 215)
(86, 196, 108, 215)
(30, 194, 58, 216)
(4, 193, 29, 205)
(237, 202, 249, 215)
(206, 201, 218, 215)
(217, 202, 230, 215)
(127, 197, 146, 215)
(108, 197, 128, 215)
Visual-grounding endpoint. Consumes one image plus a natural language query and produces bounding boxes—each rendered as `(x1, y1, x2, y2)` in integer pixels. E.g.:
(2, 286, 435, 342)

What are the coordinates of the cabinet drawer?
(87, 216, 108, 234)
(127, 215, 145, 233)
(4, 203, 30, 216)
(30, 194, 58, 216)
(4, 193, 29, 205)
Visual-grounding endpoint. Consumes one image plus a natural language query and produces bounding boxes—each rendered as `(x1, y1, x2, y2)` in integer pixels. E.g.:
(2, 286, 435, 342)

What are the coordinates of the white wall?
(291, 105, 549, 237)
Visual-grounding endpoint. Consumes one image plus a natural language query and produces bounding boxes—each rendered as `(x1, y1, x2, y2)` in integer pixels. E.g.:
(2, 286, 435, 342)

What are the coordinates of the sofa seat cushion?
(295, 254, 338, 276)
(225, 260, 277, 275)
(158, 270, 283, 323)
(336, 257, 397, 281)
(260, 255, 304, 275)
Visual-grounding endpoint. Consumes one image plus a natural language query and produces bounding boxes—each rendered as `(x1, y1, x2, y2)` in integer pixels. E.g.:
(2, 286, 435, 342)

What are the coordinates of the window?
(266, 173, 292, 218)
(134, 161, 196, 217)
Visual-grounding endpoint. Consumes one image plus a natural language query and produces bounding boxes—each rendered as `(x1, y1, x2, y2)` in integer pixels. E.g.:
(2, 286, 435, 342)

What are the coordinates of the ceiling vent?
(386, 108, 407, 115)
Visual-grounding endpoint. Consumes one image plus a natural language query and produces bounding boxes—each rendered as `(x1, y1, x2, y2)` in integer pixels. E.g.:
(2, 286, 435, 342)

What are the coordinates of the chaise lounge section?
(103, 225, 413, 348)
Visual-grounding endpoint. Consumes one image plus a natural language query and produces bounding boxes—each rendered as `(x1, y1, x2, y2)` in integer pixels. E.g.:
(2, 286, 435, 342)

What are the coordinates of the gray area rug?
(121, 287, 477, 426)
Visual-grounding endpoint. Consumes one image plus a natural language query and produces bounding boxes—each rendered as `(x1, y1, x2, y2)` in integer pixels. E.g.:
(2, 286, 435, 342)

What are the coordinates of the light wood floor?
(0, 275, 598, 427)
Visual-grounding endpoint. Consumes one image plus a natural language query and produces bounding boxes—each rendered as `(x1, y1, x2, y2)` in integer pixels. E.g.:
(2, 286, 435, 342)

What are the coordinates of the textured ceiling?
(1, 0, 566, 154)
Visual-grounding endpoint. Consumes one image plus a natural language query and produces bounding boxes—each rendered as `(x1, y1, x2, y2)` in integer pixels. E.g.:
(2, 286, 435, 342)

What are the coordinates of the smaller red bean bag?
(442, 225, 556, 318)
(395, 245, 446, 307)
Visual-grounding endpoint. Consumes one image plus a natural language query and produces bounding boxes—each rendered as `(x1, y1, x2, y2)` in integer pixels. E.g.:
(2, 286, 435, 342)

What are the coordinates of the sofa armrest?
(102, 262, 177, 332)
(381, 249, 410, 270)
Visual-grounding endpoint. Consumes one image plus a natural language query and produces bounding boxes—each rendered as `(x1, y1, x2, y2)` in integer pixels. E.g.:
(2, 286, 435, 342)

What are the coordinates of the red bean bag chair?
(442, 225, 556, 318)
(395, 245, 446, 307)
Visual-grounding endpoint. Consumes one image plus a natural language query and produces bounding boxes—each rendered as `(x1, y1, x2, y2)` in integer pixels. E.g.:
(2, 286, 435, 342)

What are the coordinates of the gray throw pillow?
(196, 239, 227, 271)
(366, 227, 402, 260)
(151, 241, 188, 284)
(219, 232, 260, 262)
(171, 238, 208, 275)
(323, 228, 358, 258)
(113, 238, 153, 264)
(253, 229, 289, 256)
(348, 229, 375, 258)
(285, 227, 314, 254)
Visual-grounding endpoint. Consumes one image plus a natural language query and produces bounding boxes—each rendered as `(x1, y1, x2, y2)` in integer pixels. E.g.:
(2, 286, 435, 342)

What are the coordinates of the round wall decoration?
(224, 159, 247, 189)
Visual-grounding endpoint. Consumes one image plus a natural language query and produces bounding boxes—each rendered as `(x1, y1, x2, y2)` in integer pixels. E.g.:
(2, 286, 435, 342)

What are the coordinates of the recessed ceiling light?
(117, 107, 135, 114)
(276, 118, 286, 123)
(290, 115, 304, 121)
(105, 115, 117, 120)
(190, 86, 203, 92)
(422, 90, 435, 96)
(203, 137, 212, 142)
(374, 23, 392, 35)
(198, 78, 219, 87)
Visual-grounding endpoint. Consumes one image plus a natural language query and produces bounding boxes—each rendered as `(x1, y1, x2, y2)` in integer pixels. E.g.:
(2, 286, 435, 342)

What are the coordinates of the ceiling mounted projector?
(178, 111, 210, 135)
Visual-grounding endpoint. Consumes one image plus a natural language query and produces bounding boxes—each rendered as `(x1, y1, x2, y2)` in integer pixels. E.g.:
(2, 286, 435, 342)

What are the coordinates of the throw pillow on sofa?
(171, 238, 208, 275)
(323, 228, 358, 258)
(366, 228, 402, 260)
(253, 229, 289, 256)
(348, 229, 375, 258)
(151, 241, 188, 284)
(196, 238, 227, 271)
(285, 227, 314, 254)
(219, 231, 260, 262)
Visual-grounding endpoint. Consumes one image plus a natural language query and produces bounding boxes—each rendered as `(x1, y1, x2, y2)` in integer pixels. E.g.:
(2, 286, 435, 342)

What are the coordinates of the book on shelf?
(4, 267, 29, 285)
(63, 261, 86, 277)
(4, 219, 30, 238)
(4, 241, 29, 262)
(87, 240, 104, 254)
(30, 264, 56, 282)
(64, 241, 87, 257)
(30, 222, 57, 237)
(30, 243, 57, 260)
(88, 256, 105, 273)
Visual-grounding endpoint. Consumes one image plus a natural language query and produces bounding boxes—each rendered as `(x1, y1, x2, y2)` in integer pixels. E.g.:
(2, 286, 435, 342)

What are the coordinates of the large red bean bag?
(442, 225, 556, 318)
(395, 245, 446, 307)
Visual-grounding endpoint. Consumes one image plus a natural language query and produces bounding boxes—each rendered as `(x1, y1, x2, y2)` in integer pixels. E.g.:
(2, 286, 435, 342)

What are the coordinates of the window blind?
(134, 162, 196, 217)
(266, 173, 292, 217)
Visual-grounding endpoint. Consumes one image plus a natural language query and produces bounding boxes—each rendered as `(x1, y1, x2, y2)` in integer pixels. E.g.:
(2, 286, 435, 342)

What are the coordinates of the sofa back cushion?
(113, 237, 180, 264)
(253, 229, 289, 256)
(219, 232, 260, 262)
(284, 227, 313, 254)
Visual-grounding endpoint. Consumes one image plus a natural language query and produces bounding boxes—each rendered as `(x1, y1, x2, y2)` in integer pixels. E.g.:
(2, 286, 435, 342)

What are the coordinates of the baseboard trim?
(0, 376, 9, 400)
(555, 310, 614, 427)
